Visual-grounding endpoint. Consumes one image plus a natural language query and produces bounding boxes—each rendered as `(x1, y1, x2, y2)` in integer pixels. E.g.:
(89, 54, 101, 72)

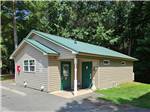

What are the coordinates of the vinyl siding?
(97, 58, 134, 89)
(48, 57, 61, 92)
(14, 43, 48, 91)
(32, 35, 75, 59)
(48, 57, 74, 92)
(76, 55, 134, 89)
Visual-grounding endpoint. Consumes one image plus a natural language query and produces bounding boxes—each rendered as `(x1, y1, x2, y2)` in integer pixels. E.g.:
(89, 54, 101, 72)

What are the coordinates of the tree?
(1, 1, 14, 74)
(1, 1, 150, 83)
(133, 2, 150, 83)
(13, 0, 18, 49)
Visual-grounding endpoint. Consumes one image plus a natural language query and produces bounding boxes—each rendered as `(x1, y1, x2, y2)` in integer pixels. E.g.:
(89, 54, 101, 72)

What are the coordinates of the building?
(10, 30, 137, 95)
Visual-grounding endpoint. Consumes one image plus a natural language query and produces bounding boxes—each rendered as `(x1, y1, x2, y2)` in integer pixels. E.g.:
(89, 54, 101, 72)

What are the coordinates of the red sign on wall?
(16, 65, 21, 73)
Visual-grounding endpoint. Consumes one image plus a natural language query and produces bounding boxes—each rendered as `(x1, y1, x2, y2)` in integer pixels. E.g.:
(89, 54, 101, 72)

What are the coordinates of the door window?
(63, 64, 69, 76)
(61, 62, 71, 90)
(63, 64, 69, 80)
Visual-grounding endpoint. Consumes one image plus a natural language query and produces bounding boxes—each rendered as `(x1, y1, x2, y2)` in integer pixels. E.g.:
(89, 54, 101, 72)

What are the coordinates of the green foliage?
(93, 23, 117, 46)
(1, 1, 150, 83)
(135, 24, 150, 82)
(0, 74, 14, 81)
(130, 2, 150, 83)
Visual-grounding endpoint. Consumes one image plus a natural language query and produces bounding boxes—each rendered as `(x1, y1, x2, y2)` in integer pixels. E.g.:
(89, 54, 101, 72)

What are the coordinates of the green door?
(61, 61, 71, 90)
(82, 62, 92, 88)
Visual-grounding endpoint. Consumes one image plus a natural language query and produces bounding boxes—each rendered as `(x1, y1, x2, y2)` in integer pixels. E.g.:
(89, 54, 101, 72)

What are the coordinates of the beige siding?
(14, 43, 48, 91)
(92, 60, 99, 88)
(97, 59, 134, 89)
(32, 35, 75, 59)
(48, 57, 61, 92)
(77, 55, 134, 89)
(48, 57, 74, 92)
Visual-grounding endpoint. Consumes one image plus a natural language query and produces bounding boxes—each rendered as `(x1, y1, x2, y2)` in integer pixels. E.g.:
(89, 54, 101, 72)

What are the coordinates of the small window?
(103, 60, 110, 65)
(23, 60, 36, 72)
(121, 61, 126, 65)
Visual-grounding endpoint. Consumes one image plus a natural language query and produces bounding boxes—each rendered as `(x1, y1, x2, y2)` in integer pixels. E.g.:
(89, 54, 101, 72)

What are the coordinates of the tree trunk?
(10, 0, 17, 75)
(122, 38, 125, 53)
(128, 38, 132, 56)
(13, 0, 18, 49)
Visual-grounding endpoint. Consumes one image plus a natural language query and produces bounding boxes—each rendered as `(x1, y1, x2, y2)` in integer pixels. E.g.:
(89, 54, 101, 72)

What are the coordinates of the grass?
(0, 74, 14, 81)
(96, 82, 150, 109)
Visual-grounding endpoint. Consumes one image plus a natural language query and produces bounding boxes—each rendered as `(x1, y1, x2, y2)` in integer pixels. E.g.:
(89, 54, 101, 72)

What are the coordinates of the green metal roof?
(25, 38, 58, 55)
(29, 30, 137, 61)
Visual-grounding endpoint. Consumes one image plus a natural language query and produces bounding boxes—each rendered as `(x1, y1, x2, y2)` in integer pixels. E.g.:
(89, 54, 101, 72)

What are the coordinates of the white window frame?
(121, 61, 126, 65)
(23, 59, 36, 72)
(103, 60, 110, 65)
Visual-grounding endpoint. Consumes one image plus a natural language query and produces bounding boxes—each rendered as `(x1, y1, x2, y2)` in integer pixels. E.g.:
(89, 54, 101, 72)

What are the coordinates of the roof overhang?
(10, 30, 138, 61)
(10, 30, 75, 59)
(31, 30, 137, 61)
(77, 52, 138, 61)
(10, 40, 26, 59)
(28, 30, 79, 54)
(10, 39, 59, 59)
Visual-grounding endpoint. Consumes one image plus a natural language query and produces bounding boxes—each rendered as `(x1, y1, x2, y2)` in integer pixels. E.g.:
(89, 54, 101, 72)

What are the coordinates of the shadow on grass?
(100, 92, 150, 109)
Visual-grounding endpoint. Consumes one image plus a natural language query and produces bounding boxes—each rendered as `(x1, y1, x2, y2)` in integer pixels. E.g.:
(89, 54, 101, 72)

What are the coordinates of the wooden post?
(74, 57, 77, 96)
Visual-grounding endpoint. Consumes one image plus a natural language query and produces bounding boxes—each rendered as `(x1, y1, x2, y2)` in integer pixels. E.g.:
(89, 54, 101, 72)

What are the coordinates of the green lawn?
(96, 82, 150, 109)
(0, 74, 14, 81)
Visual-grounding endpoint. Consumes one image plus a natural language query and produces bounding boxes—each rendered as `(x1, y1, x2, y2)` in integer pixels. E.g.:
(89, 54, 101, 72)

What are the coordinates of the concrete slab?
(50, 89, 94, 99)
